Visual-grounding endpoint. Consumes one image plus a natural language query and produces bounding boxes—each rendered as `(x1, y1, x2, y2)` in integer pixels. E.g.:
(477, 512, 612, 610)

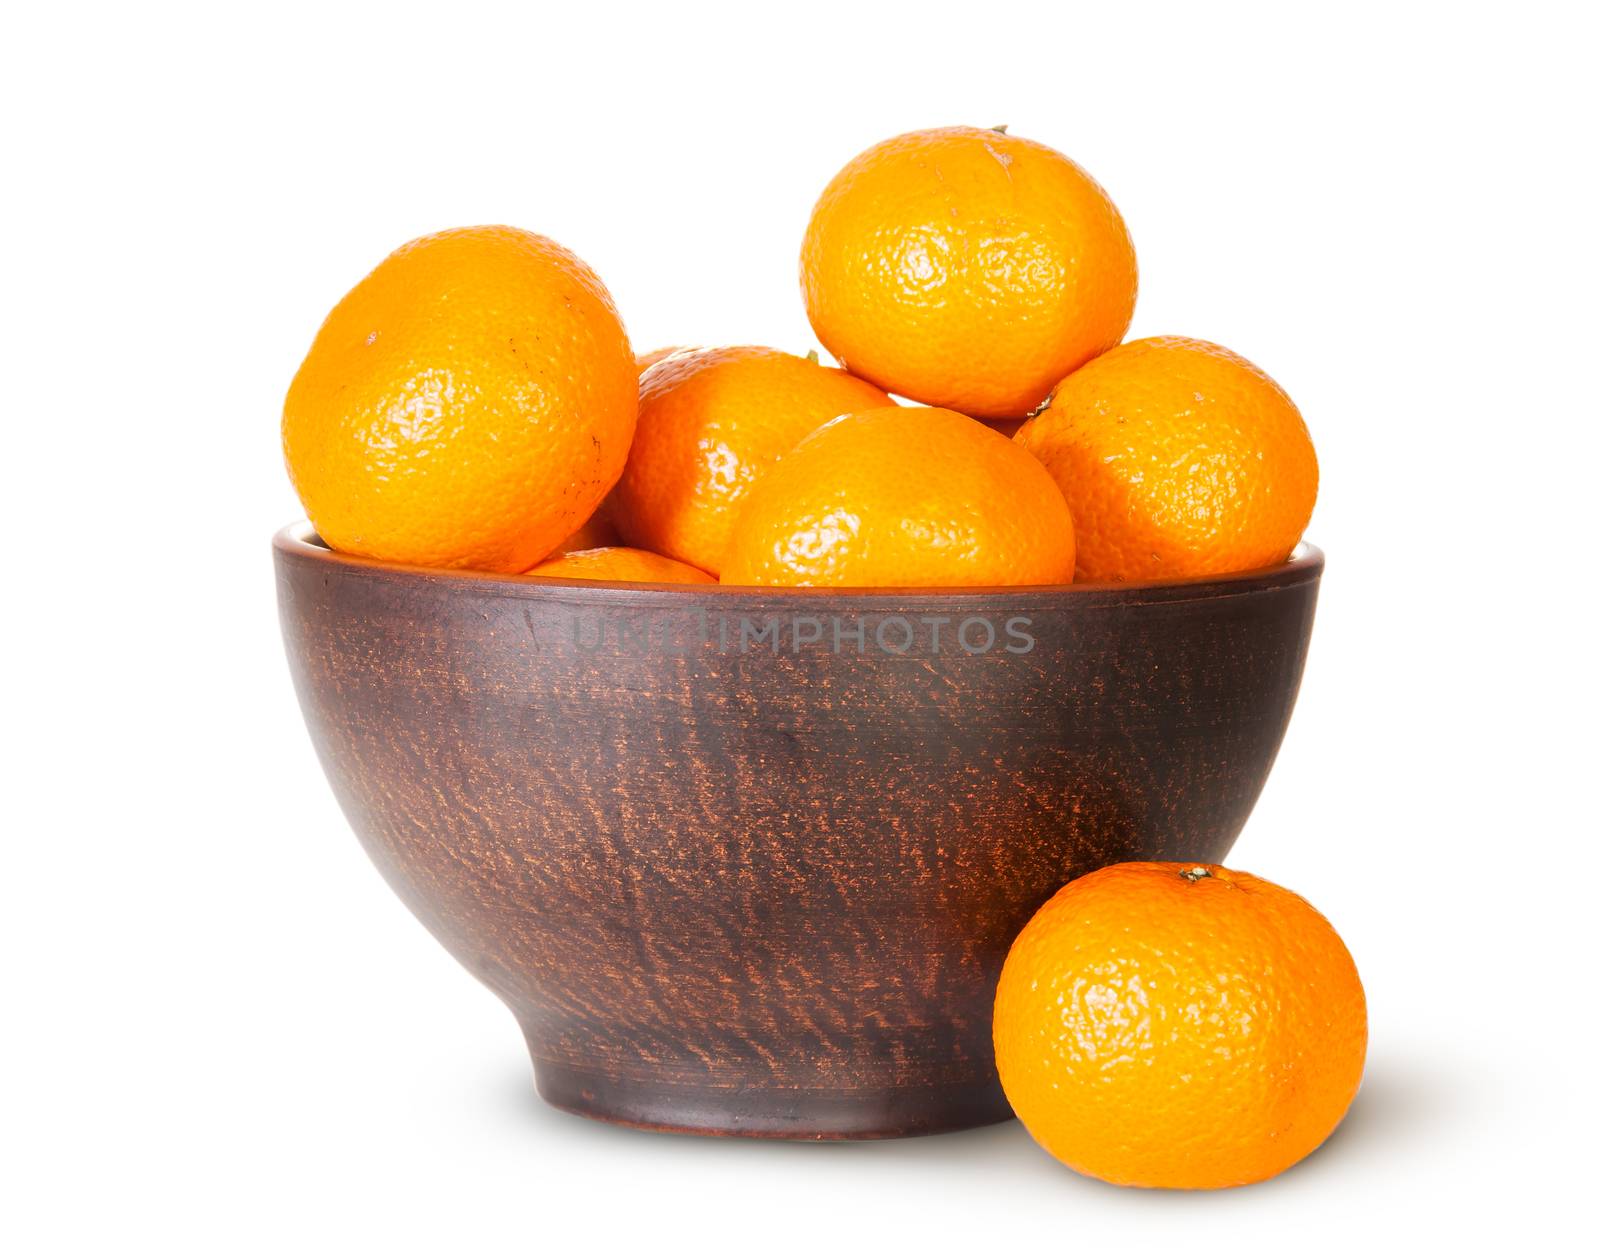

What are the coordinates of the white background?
(5, 2, 1595, 1254)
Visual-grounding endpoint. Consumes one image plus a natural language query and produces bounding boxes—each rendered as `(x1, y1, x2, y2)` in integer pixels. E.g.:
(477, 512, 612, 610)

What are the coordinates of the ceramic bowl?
(274, 523, 1321, 1138)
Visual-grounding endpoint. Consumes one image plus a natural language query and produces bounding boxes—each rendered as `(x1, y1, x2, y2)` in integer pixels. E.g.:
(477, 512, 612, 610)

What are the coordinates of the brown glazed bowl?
(274, 523, 1322, 1139)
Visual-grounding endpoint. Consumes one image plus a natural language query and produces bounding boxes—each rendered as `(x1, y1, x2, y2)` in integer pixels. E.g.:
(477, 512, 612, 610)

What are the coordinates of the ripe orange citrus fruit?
(1016, 336, 1317, 583)
(283, 225, 637, 573)
(720, 406, 1075, 587)
(547, 495, 623, 557)
(636, 345, 686, 373)
(801, 126, 1137, 420)
(994, 861, 1366, 1190)
(526, 546, 714, 584)
(982, 417, 1027, 440)
(611, 346, 893, 575)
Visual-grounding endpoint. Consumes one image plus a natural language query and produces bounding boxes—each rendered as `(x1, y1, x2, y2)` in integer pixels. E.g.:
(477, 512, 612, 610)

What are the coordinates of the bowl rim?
(274, 521, 1323, 604)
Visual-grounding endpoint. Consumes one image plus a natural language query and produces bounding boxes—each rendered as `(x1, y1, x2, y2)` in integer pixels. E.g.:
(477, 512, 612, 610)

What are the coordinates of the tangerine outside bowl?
(274, 523, 1322, 1139)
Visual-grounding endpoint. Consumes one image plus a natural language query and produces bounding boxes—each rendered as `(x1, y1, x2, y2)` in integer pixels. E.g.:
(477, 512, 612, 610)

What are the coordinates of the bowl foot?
(531, 1060, 1013, 1140)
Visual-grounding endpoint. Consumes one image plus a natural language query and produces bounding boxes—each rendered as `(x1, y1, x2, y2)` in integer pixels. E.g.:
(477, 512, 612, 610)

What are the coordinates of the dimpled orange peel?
(1016, 336, 1318, 583)
(282, 225, 637, 573)
(993, 861, 1367, 1190)
(611, 345, 893, 575)
(526, 546, 714, 585)
(800, 126, 1137, 420)
(719, 405, 1076, 587)
(636, 345, 687, 373)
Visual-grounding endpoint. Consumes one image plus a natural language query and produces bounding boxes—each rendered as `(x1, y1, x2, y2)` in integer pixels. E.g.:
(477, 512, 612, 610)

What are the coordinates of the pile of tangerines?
(282, 127, 1361, 1190)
